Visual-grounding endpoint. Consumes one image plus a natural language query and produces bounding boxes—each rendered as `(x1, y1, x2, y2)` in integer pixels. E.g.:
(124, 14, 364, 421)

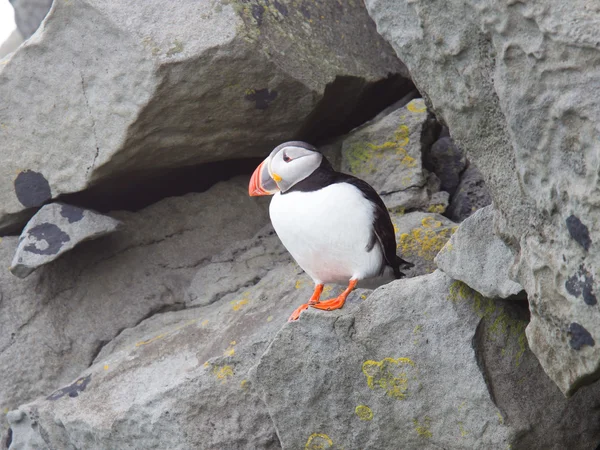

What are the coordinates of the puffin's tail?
(393, 255, 414, 279)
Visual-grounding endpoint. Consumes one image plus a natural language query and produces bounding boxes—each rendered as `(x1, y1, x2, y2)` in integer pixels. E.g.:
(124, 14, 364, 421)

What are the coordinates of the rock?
(365, 0, 600, 394)
(0, 29, 23, 59)
(424, 136, 466, 196)
(2, 226, 371, 449)
(426, 190, 450, 215)
(0, 176, 269, 415)
(446, 164, 492, 222)
(5, 409, 47, 450)
(10, 203, 121, 278)
(0, 0, 411, 233)
(341, 98, 437, 210)
(253, 272, 600, 449)
(9, 0, 52, 39)
(7, 270, 600, 449)
(392, 212, 458, 276)
(435, 206, 523, 299)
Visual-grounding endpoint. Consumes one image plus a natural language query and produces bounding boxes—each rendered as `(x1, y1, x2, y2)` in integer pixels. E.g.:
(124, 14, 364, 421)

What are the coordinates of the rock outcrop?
(340, 98, 437, 211)
(3, 0, 599, 446)
(10, 203, 121, 278)
(0, 177, 269, 417)
(7, 272, 600, 449)
(9, 0, 52, 39)
(445, 164, 492, 222)
(424, 134, 466, 197)
(365, 0, 600, 395)
(394, 212, 457, 275)
(0, 0, 411, 233)
(435, 205, 523, 299)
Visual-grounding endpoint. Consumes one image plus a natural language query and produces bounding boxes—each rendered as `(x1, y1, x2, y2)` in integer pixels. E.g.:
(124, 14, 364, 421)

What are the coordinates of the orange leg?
(311, 279, 358, 311)
(308, 284, 324, 305)
(288, 284, 325, 322)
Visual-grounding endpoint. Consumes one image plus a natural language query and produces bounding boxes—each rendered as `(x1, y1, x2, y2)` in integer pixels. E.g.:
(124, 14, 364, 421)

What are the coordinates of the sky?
(0, 1, 16, 45)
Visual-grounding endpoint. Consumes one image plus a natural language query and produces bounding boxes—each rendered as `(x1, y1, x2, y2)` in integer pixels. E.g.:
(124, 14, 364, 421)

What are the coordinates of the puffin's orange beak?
(249, 159, 279, 196)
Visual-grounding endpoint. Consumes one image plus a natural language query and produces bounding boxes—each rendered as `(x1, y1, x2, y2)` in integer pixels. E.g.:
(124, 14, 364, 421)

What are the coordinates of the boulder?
(446, 164, 492, 222)
(341, 98, 437, 210)
(0, 0, 411, 233)
(392, 212, 458, 276)
(424, 136, 466, 196)
(5, 225, 600, 448)
(365, 0, 600, 393)
(2, 227, 371, 450)
(435, 205, 523, 299)
(0, 177, 269, 415)
(10, 203, 121, 278)
(9, 0, 52, 39)
(254, 272, 600, 449)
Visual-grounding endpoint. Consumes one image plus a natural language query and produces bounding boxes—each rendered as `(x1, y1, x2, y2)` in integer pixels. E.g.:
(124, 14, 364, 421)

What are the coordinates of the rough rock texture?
(254, 272, 600, 449)
(2, 227, 372, 450)
(424, 136, 466, 196)
(9, 0, 52, 39)
(446, 164, 492, 222)
(341, 98, 437, 210)
(0, 177, 269, 416)
(365, 0, 600, 394)
(10, 203, 121, 278)
(0, 29, 23, 59)
(0, 0, 411, 233)
(393, 212, 457, 276)
(8, 267, 600, 449)
(436, 206, 523, 299)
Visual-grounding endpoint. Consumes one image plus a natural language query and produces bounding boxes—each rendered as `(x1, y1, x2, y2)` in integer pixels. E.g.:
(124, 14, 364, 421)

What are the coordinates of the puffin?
(249, 141, 413, 322)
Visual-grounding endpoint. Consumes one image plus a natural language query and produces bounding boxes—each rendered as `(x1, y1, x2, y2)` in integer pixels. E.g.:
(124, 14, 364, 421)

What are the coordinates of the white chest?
(269, 183, 383, 284)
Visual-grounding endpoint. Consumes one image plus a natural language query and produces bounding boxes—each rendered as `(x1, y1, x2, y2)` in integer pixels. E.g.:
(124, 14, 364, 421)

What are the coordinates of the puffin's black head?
(249, 141, 324, 196)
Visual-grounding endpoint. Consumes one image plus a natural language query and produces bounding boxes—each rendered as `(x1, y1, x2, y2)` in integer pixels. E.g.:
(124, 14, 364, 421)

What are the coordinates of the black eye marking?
(283, 153, 292, 163)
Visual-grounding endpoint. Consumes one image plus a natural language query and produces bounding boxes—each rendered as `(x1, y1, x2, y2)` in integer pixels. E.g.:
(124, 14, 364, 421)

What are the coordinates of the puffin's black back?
(286, 156, 412, 278)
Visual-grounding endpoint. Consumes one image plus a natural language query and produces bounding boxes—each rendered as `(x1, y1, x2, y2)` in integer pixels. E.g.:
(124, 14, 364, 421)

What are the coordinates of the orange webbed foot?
(288, 303, 309, 322)
(288, 284, 324, 322)
(310, 296, 346, 311)
(310, 279, 357, 312)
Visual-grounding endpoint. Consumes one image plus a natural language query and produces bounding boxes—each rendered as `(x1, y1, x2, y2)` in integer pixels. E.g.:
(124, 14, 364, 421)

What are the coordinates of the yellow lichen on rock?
(427, 204, 446, 214)
(448, 281, 528, 367)
(398, 217, 457, 266)
(305, 433, 334, 450)
(413, 416, 433, 438)
(362, 357, 416, 400)
(355, 405, 374, 421)
(344, 122, 414, 175)
(407, 99, 427, 113)
(212, 365, 234, 383)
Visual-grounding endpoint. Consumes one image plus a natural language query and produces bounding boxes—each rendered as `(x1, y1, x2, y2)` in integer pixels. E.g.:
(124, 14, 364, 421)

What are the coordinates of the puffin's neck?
(282, 157, 338, 194)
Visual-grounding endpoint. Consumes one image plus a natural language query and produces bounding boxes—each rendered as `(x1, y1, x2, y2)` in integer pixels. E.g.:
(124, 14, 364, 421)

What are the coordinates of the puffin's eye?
(283, 153, 292, 163)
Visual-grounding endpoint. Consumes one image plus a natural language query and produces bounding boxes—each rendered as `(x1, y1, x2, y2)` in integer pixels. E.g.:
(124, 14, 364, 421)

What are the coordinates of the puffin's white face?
(249, 141, 323, 196)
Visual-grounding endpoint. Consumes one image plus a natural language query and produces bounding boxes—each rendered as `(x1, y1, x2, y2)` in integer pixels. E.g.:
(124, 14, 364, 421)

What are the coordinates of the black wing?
(337, 174, 413, 279)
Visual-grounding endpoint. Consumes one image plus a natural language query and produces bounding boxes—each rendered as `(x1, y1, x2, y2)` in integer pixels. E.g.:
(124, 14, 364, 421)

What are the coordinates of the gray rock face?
(424, 136, 466, 196)
(0, 0, 410, 233)
(2, 227, 371, 450)
(5, 209, 600, 448)
(393, 212, 458, 276)
(341, 98, 437, 211)
(446, 164, 492, 222)
(10, 203, 121, 278)
(435, 206, 523, 299)
(9, 0, 52, 39)
(0, 177, 269, 416)
(254, 272, 600, 449)
(365, 0, 600, 394)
